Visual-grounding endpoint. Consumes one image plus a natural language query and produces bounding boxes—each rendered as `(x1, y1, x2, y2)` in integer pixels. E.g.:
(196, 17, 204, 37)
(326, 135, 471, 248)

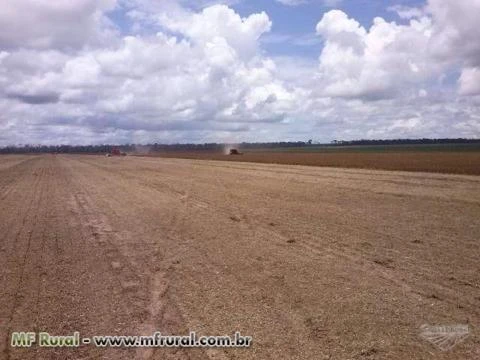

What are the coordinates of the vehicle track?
(1, 155, 479, 360)
(72, 157, 480, 315)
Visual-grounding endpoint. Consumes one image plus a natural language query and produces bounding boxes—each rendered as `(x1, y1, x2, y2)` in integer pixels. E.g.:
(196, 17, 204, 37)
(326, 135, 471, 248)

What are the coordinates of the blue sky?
(201, 0, 424, 57)
(111, 0, 426, 58)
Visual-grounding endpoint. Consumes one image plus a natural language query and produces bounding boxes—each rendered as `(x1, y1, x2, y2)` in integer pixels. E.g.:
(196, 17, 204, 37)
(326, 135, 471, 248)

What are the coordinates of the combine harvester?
(106, 147, 127, 157)
(229, 148, 243, 155)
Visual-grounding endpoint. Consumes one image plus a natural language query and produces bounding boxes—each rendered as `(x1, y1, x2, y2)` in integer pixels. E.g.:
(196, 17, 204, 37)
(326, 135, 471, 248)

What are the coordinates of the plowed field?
(1, 155, 479, 359)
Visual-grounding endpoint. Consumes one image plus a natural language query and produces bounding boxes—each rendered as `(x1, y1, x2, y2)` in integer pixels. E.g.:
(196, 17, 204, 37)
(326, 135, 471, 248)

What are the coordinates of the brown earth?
(0, 154, 479, 360)
(144, 151, 480, 175)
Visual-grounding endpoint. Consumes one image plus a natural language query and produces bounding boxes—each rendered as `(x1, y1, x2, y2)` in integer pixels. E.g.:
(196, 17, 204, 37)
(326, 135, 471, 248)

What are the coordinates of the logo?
(420, 324, 470, 351)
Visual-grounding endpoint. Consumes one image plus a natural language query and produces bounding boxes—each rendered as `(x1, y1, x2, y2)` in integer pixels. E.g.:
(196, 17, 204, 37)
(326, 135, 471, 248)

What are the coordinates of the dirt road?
(0, 155, 479, 359)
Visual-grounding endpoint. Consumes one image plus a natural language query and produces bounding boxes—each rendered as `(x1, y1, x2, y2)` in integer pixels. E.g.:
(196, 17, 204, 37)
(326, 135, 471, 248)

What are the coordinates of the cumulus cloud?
(315, 10, 434, 98)
(0, 0, 479, 145)
(0, 3, 302, 144)
(315, 0, 480, 100)
(0, 0, 118, 49)
(428, 0, 480, 67)
(458, 67, 480, 96)
(158, 5, 272, 59)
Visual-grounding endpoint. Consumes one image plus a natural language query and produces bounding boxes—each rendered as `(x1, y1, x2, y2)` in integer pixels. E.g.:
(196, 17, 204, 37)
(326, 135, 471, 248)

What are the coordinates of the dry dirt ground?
(144, 151, 480, 175)
(0, 154, 479, 360)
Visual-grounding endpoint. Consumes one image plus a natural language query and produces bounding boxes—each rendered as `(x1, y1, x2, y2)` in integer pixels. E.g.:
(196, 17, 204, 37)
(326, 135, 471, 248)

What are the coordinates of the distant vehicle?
(229, 149, 243, 155)
(108, 147, 127, 157)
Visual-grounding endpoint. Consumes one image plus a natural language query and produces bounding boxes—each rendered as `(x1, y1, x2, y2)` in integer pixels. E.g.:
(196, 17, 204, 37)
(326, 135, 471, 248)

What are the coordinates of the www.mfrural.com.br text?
(11, 331, 252, 348)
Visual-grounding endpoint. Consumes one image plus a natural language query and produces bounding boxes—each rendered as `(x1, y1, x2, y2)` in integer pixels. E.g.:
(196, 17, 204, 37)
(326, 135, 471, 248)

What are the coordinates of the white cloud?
(0, 3, 302, 144)
(458, 67, 480, 95)
(388, 5, 425, 20)
(0, 0, 479, 145)
(315, 0, 480, 100)
(315, 11, 434, 98)
(0, 0, 118, 49)
(323, 0, 344, 8)
(428, 0, 480, 67)
(158, 5, 271, 59)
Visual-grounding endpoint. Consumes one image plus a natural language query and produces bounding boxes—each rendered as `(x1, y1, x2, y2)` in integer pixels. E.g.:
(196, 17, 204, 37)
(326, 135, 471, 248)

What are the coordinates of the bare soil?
(145, 151, 480, 175)
(1, 155, 479, 359)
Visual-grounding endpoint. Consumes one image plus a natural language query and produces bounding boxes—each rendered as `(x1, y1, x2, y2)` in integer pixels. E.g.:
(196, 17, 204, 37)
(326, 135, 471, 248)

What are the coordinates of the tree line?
(0, 139, 479, 154)
(330, 138, 480, 146)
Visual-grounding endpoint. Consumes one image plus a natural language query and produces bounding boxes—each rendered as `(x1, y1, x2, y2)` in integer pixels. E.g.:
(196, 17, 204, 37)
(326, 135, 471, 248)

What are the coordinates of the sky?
(0, 0, 479, 145)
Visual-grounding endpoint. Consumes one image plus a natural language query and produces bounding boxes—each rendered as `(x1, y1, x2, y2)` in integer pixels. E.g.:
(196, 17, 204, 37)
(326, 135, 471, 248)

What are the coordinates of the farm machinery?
(229, 149, 243, 155)
(106, 147, 127, 157)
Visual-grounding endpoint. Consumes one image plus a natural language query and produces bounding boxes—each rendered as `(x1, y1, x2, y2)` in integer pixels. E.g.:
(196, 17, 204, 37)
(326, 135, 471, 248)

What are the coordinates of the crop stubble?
(148, 151, 480, 175)
(0, 154, 479, 359)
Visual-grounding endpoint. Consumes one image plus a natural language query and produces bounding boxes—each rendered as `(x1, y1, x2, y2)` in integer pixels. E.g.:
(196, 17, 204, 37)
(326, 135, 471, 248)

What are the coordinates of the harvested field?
(1, 154, 479, 359)
(146, 151, 480, 175)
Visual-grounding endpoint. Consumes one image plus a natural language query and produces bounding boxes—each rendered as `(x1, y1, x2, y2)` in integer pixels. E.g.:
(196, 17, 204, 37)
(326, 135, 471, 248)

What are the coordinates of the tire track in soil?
(31, 158, 125, 360)
(25, 155, 479, 359)
(30, 163, 58, 360)
(72, 156, 433, 326)
(72, 156, 480, 315)
(72, 159, 294, 360)
(139, 162, 205, 360)
(22, 156, 149, 360)
(59, 159, 201, 360)
(61, 157, 212, 360)
(187, 165, 480, 318)
(66, 191, 146, 359)
(238, 207, 480, 316)
(75, 159, 338, 266)
(212, 197, 480, 318)
(73, 158, 480, 266)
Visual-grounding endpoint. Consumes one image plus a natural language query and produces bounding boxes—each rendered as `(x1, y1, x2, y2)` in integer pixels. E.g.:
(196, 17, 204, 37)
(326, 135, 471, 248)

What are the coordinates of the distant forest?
(0, 138, 479, 154)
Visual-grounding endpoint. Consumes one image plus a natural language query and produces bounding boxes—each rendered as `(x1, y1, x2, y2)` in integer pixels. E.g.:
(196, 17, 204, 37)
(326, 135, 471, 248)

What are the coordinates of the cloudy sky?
(0, 0, 479, 145)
